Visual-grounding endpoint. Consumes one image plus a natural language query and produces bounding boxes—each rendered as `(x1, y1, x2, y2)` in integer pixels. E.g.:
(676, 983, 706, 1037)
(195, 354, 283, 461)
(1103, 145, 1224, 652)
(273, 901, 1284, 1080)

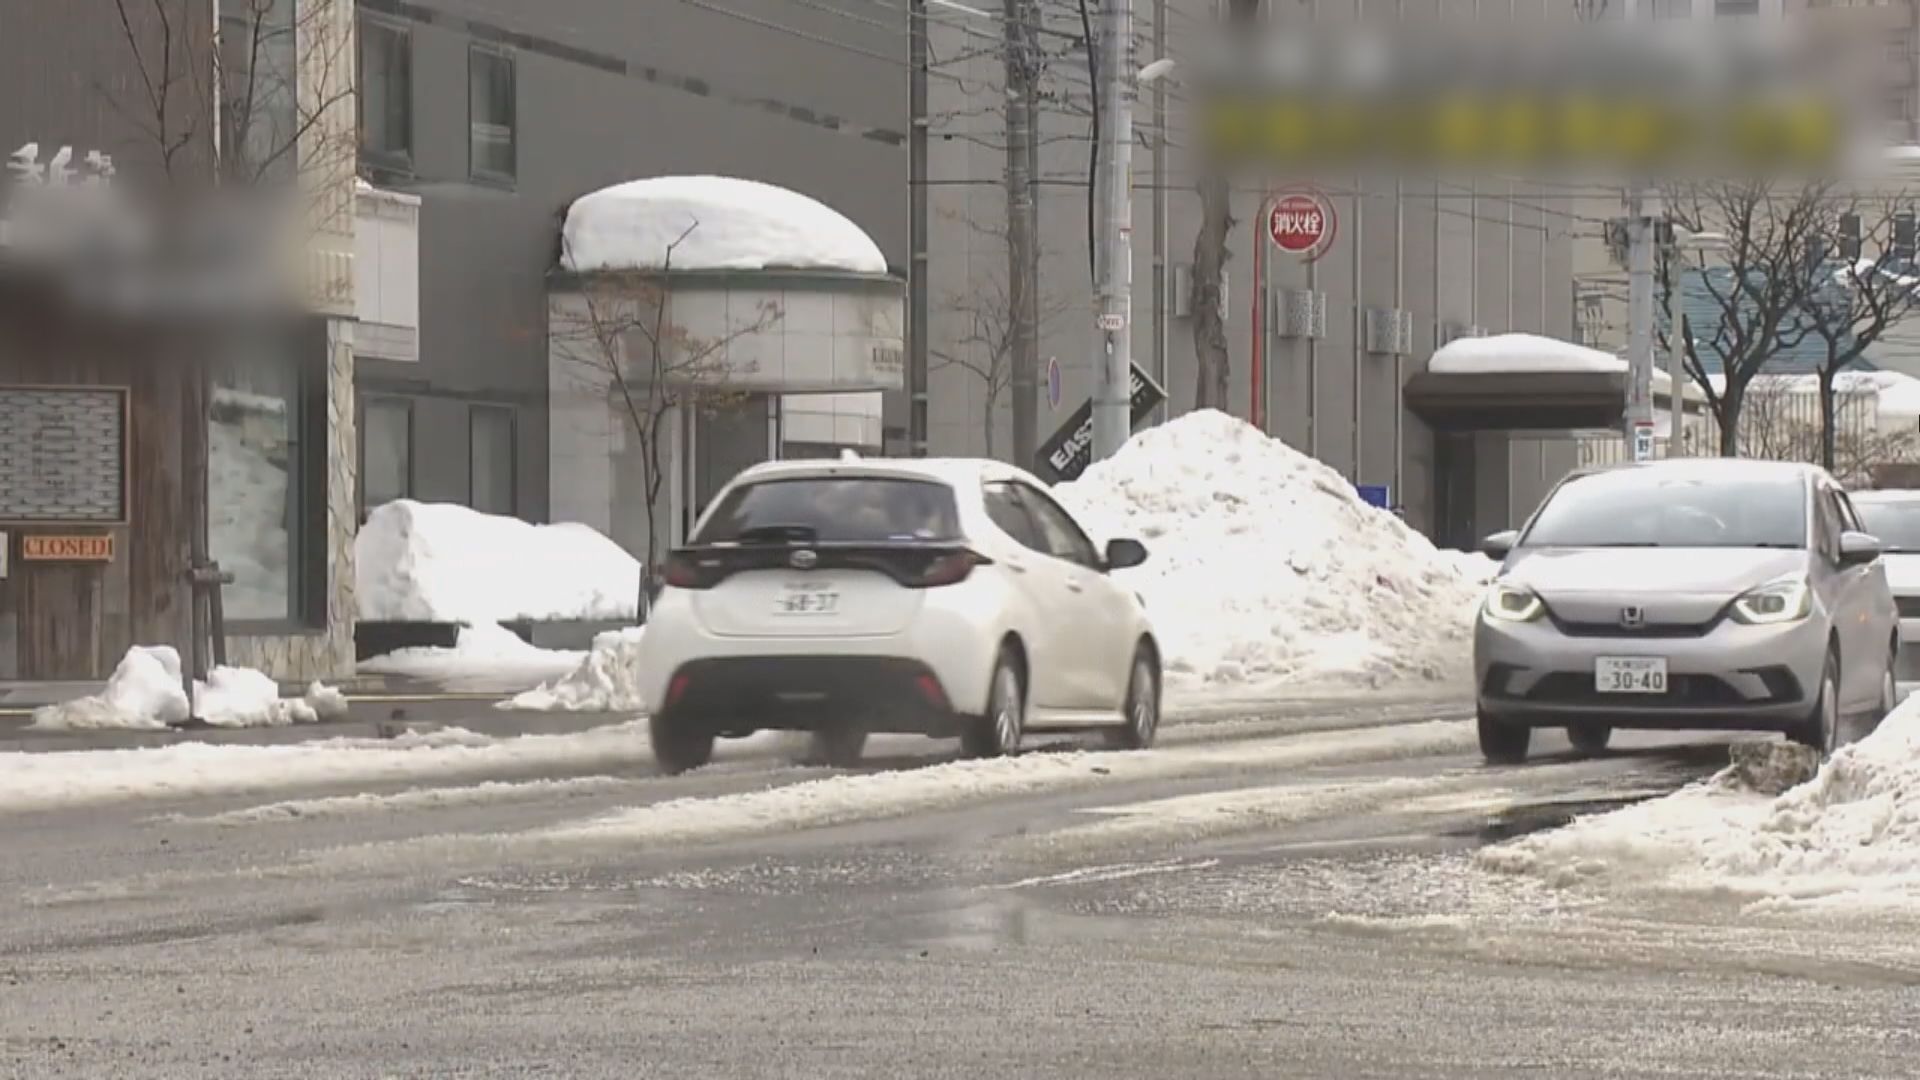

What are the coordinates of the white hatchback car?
(636, 458, 1163, 773)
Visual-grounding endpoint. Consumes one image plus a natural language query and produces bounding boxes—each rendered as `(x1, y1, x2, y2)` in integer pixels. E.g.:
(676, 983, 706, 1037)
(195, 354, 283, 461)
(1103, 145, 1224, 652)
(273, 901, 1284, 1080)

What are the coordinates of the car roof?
(1560, 457, 1824, 486)
(728, 456, 1049, 491)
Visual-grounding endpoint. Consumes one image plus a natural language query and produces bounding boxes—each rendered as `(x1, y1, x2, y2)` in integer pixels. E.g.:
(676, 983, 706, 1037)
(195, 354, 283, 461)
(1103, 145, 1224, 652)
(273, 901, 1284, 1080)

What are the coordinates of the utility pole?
(1665, 232, 1686, 453)
(1625, 186, 1657, 461)
(1152, 0, 1170, 423)
(1006, 0, 1039, 466)
(909, 0, 931, 456)
(1090, 0, 1134, 461)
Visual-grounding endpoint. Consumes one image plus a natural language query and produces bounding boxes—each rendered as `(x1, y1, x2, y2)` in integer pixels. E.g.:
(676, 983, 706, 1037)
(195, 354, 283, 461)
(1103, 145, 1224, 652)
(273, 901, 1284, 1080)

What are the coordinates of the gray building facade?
(349, 0, 909, 524)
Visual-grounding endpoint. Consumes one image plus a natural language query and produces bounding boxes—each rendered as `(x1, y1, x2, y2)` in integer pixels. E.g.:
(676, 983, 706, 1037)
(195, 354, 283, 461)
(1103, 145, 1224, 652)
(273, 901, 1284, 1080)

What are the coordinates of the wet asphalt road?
(4, 705, 1919, 1080)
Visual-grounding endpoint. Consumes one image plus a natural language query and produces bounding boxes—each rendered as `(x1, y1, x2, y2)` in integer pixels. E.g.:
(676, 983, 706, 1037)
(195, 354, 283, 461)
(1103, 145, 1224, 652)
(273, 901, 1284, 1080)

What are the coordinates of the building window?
(210, 323, 327, 628)
(1651, 0, 1691, 17)
(469, 404, 516, 516)
(469, 46, 516, 183)
(359, 17, 412, 169)
(1713, 0, 1758, 14)
(219, 0, 298, 182)
(361, 396, 413, 515)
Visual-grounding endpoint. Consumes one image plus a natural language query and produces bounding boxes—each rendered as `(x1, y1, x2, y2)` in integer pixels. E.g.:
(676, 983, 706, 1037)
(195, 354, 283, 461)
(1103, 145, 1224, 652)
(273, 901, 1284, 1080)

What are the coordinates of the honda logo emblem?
(789, 549, 818, 570)
(1619, 605, 1645, 629)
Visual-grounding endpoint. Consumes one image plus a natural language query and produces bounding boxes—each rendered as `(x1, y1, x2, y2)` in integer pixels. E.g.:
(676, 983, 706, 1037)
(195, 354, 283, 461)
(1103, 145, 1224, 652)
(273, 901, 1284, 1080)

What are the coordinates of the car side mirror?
(1479, 530, 1520, 560)
(1104, 538, 1149, 571)
(1840, 530, 1882, 568)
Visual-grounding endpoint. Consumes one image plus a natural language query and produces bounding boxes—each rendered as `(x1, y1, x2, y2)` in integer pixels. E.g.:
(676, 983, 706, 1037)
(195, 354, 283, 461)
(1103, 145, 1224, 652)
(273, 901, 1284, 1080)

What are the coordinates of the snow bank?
(1481, 696, 1920, 912)
(29, 647, 190, 731)
(356, 500, 641, 623)
(504, 627, 647, 713)
(359, 622, 585, 687)
(1054, 411, 1494, 697)
(560, 175, 887, 275)
(28, 648, 347, 731)
(0, 722, 652, 813)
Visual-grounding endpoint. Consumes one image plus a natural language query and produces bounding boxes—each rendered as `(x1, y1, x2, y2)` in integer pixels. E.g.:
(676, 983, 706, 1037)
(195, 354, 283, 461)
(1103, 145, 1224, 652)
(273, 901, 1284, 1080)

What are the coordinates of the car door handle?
(1004, 557, 1028, 574)
(1065, 578, 1085, 593)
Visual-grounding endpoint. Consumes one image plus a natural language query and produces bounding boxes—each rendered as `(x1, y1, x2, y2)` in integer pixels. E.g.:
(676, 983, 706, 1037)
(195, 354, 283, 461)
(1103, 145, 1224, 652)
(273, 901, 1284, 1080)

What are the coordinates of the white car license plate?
(773, 582, 839, 616)
(1596, 657, 1667, 694)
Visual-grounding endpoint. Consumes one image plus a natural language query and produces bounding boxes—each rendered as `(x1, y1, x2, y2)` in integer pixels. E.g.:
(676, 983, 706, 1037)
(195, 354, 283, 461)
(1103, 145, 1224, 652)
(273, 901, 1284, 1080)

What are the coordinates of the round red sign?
(1267, 190, 1336, 260)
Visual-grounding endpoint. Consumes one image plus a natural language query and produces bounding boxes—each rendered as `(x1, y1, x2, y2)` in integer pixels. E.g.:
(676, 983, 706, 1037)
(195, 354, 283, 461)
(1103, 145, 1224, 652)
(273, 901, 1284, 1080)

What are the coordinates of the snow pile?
(505, 627, 648, 713)
(29, 647, 190, 731)
(1481, 696, 1920, 911)
(560, 176, 887, 275)
(1054, 411, 1495, 697)
(359, 622, 585, 687)
(356, 501, 641, 623)
(28, 648, 348, 731)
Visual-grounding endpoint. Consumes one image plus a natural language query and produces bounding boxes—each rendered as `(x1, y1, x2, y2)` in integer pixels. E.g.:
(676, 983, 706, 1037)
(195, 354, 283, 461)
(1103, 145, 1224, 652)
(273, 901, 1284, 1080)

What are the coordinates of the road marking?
(993, 858, 1221, 890)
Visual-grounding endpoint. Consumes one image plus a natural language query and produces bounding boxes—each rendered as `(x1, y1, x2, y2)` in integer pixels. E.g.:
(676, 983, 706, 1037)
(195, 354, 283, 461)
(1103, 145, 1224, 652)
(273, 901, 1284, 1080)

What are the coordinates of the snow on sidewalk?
(356, 500, 641, 623)
(1055, 410, 1495, 700)
(504, 627, 647, 712)
(1479, 695, 1920, 913)
(27, 647, 349, 732)
(359, 623, 585, 687)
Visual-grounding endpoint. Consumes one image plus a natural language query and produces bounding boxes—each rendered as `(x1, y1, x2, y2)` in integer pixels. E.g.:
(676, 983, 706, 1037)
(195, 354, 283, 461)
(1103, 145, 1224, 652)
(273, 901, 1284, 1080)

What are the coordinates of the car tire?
(649, 711, 715, 775)
(1478, 709, 1531, 765)
(1876, 644, 1899, 728)
(1567, 722, 1612, 757)
(1106, 648, 1161, 750)
(1789, 647, 1841, 757)
(807, 721, 868, 769)
(962, 648, 1024, 759)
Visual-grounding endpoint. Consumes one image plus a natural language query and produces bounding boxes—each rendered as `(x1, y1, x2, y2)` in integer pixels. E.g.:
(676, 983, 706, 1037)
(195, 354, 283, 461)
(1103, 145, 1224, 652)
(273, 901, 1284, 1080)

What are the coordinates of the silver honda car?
(1473, 459, 1898, 764)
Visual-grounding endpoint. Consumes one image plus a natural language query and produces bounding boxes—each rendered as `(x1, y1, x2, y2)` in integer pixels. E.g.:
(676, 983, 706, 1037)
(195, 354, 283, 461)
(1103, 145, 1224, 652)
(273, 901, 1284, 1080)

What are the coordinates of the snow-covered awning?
(558, 175, 888, 276)
(1408, 333, 1703, 432)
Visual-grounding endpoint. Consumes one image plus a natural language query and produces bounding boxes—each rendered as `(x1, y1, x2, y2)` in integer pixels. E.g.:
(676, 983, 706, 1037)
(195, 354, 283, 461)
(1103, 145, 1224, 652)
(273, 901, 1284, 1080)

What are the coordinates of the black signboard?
(1036, 363, 1167, 483)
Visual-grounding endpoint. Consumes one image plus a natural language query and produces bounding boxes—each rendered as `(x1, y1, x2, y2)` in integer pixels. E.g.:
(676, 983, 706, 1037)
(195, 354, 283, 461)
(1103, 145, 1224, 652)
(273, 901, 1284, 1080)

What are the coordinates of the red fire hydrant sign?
(1267, 188, 1337, 262)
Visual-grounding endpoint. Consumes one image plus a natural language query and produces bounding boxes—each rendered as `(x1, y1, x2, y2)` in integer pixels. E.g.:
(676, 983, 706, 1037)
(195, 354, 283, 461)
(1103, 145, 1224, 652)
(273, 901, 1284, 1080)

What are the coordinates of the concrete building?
(0, 0, 360, 682)
(921, 0, 1586, 548)
(348, 0, 909, 530)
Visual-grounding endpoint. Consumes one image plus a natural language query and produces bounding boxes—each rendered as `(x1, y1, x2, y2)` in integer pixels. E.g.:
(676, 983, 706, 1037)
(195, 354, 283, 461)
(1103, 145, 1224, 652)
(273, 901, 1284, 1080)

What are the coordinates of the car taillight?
(661, 554, 715, 590)
(915, 550, 989, 588)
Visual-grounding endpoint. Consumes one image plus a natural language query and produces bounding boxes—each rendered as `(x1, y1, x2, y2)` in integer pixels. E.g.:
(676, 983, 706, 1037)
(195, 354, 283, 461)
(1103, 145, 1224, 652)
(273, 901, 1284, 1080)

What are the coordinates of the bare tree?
(552, 226, 783, 617)
(931, 257, 1072, 458)
(1736, 376, 1920, 486)
(1189, 0, 1262, 411)
(1664, 179, 1829, 456)
(1798, 195, 1920, 471)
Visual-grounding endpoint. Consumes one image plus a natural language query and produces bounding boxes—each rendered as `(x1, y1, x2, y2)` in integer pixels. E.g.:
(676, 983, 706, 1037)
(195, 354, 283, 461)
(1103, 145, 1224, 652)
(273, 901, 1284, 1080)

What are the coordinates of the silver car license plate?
(1596, 656, 1667, 694)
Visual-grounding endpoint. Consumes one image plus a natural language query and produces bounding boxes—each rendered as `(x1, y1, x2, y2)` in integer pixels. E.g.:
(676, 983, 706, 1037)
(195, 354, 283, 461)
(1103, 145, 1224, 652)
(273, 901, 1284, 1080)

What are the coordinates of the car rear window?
(694, 477, 962, 544)
(1523, 471, 1807, 549)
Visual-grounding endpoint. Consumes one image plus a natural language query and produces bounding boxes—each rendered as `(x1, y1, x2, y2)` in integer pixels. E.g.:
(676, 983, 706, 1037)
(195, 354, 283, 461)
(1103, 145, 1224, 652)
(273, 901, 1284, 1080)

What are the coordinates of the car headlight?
(1484, 582, 1544, 622)
(1730, 575, 1813, 626)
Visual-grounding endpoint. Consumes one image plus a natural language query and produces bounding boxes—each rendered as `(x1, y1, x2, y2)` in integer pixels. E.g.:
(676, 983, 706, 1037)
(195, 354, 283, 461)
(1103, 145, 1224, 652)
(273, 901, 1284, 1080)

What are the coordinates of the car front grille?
(1550, 619, 1714, 639)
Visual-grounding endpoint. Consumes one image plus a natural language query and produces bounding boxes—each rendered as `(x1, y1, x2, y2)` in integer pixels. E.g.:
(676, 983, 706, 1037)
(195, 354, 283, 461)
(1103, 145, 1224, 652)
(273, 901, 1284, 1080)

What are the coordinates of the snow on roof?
(1720, 370, 1920, 423)
(559, 175, 888, 275)
(1430, 333, 1679, 393)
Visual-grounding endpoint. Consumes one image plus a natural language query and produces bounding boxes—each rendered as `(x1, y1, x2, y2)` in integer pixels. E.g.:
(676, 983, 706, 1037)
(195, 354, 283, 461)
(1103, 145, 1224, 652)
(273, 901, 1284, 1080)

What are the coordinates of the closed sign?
(21, 534, 114, 561)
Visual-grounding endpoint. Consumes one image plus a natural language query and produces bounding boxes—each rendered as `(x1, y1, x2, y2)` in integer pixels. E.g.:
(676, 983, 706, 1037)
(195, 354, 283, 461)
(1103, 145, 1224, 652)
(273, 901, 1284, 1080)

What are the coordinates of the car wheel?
(649, 711, 715, 775)
(963, 649, 1024, 758)
(1477, 709, 1531, 765)
(1567, 722, 1612, 757)
(1106, 648, 1160, 750)
(807, 720, 868, 768)
(1789, 647, 1841, 757)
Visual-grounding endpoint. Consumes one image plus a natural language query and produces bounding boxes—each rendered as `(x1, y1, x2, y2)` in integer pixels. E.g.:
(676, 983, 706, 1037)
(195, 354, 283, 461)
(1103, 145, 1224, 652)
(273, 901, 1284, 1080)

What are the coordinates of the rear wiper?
(735, 524, 820, 545)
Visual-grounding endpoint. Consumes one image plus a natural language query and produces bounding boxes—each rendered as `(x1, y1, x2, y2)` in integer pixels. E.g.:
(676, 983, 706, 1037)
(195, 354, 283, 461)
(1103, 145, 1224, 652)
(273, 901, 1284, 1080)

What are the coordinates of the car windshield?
(1855, 499, 1920, 553)
(694, 477, 961, 544)
(1522, 470, 1807, 549)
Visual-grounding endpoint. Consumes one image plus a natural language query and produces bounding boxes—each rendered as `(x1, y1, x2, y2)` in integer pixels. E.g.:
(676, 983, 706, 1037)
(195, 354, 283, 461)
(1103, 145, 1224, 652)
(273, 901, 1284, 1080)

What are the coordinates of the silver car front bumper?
(1474, 610, 1827, 730)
